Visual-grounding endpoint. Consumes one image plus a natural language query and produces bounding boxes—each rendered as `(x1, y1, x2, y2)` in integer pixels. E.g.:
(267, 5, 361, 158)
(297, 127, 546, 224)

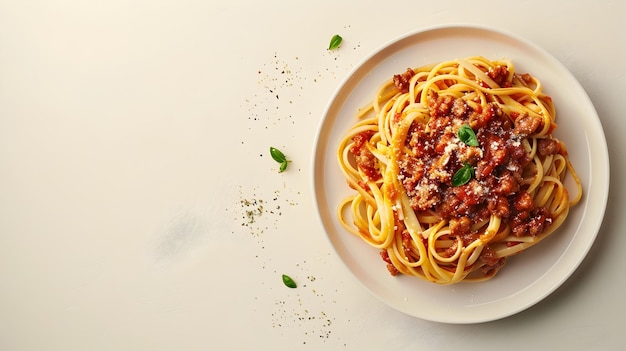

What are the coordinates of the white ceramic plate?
(312, 24, 609, 324)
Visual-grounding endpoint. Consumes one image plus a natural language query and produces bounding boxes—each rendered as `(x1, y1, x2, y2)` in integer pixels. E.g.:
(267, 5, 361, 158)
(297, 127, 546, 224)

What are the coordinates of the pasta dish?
(337, 56, 582, 284)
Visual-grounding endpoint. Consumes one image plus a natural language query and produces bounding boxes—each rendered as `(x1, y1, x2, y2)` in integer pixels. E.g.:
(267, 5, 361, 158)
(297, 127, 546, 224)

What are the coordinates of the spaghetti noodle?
(337, 56, 582, 284)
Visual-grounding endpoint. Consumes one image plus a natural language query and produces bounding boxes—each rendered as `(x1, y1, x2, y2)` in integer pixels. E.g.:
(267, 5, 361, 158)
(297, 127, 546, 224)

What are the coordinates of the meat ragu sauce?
(351, 66, 564, 269)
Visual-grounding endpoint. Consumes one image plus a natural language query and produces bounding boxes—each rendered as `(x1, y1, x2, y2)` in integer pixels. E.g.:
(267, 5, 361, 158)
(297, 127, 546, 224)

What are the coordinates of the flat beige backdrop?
(0, 1, 623, 350)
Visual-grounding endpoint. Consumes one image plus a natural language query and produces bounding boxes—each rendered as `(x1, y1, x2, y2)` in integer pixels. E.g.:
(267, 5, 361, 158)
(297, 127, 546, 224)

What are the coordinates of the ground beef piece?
(514, 191, 534, 212)
(427, 92, 456, 117)
(487, 65, 511, 87)
(450, 216, 471, 236)
(480, 245, 502, 267)
(451, 98, 468, 118)
(494, 171, 519, 195)
(393, 68, 416, 93)
(351, 131, 379, 181)
(488, 196, 510, 217)
(468, 103, 497, 130)
(513, 114, 542, 136)
(380, 250, 399, 276)
(538, 138, 561, 156)
(510, 207, 552, 238)
(481, 256, 506, 277)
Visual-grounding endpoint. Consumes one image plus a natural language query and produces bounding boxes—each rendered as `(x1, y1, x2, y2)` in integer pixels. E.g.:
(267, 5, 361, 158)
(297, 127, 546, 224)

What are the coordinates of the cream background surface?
(0, 1, 623, 350)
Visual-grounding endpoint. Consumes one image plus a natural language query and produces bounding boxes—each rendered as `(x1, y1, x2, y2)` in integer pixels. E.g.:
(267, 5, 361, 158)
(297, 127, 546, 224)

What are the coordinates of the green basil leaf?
(270, 147, 291, 172)
(452, 163, 475, 186)
(270, 146, 287, 163)
(328, 34, 343, 50)
(282, 274, 297, 288)
(279, 161, 288, 173)
(458, 124, 479, 147)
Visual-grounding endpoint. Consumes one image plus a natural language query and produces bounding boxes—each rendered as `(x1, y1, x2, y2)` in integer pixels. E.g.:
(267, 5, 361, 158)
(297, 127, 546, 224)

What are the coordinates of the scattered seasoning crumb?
(236, 41, 361, 347)
(234, 187, 300, 238)
(242, 46, 362, 132)
(240, 198, 264, 225)
(244, 52, 307, 130)
(267, 261, 346, 346)
(236, 188, 276, 237)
